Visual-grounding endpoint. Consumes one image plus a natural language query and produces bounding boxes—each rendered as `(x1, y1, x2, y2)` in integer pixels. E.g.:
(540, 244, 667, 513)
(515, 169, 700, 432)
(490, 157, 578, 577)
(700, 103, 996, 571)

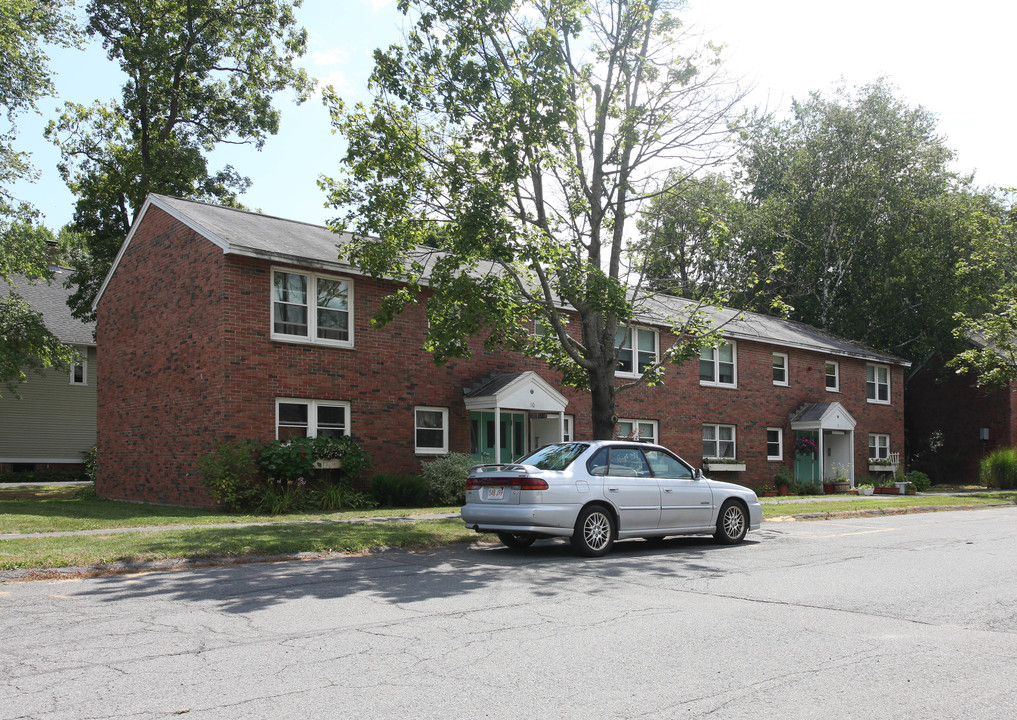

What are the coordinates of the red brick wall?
(96, 206, 226, 506)
(97, 211, 909, 505)
(908, 360, 1017, 483)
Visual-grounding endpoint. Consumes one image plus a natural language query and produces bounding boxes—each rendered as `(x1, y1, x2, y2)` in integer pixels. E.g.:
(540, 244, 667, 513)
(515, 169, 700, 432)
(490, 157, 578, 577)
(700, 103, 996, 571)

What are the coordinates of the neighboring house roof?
(1, 268, 95, 346)
(95, 194, 908, 367)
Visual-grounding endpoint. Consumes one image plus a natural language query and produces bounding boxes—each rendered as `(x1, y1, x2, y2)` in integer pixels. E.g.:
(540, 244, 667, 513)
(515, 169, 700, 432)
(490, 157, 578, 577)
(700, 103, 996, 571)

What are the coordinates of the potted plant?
(856, 483, 874, 496)
(774, 466, 793, 496)
(794, 436, 817, 456)
(761, 484, 777, 497)
(831, 463, 851, 493)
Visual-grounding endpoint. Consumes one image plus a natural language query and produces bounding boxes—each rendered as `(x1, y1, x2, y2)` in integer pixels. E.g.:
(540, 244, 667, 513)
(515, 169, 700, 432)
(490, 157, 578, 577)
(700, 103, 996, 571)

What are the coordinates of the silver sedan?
(461, 440, 762, 556)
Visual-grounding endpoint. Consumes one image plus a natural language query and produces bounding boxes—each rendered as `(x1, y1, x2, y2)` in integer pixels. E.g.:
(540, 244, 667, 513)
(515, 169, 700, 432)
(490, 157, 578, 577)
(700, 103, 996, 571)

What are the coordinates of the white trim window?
(825, 361, 840, 392)
(869, 433, 890, 460)
(562, 415, 574, 442)
(700, 342, 737, 387)
(70, 349, 87, 386)
(276, 399, 350, 440)
(703, 424, 736, 459)
(615, 326, 658, 376)
(616, 419, 658, 443)
(772, 352, 788, 386)
(766, 428, 783, 461)
(414, 406, 449, 454)
(271, 268, 353, 347)
(866, 364, 890, 404)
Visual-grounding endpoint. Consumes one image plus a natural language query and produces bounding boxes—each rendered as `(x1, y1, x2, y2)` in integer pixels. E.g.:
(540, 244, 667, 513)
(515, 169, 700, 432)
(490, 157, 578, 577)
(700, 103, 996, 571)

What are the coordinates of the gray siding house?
(0, 268, 96, 472)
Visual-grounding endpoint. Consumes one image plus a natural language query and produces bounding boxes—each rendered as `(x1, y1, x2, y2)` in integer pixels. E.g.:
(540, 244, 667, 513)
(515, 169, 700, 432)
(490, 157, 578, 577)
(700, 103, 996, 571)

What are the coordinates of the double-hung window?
(616, 419, 658, 443)
(866, 364, 890, 403)
(772, 352, 788, 386)
(700, 342, 736, 387)
(414, 407, 449, 454)
(276, 399, 350, 440)
(615, 326, 658, 375)
(766, 428, 783, 461)
(70, 349, 87, 386)
(272, 269, 353, 346)
(869, 433, 890, 460)
(703, 424, 736, 459)
(825, 361, 839, 391)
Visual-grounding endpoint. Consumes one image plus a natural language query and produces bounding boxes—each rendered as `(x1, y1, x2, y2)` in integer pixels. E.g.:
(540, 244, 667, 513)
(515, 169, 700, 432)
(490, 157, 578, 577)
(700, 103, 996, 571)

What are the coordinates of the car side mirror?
(695, 468, 705, 481)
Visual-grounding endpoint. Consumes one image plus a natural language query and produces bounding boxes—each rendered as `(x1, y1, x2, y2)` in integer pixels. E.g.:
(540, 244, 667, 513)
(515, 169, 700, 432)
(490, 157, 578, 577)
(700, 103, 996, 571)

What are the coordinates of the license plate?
(487, 486, 505, 500)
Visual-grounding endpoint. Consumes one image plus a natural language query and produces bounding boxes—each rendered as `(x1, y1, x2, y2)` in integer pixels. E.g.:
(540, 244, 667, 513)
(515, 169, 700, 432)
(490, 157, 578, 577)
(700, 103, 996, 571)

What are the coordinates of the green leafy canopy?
(323, 0, 748, 437)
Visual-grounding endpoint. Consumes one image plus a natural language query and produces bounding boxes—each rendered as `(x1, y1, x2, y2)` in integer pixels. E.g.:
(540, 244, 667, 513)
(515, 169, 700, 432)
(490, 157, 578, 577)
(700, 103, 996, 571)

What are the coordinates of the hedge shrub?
(980, 448, 1017, 490)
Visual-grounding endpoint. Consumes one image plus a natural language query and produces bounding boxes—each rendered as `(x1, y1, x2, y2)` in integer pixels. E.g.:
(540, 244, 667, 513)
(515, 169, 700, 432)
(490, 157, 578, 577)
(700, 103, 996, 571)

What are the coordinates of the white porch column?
(494, 404, 501, 465)
(558, 411, 565, 442)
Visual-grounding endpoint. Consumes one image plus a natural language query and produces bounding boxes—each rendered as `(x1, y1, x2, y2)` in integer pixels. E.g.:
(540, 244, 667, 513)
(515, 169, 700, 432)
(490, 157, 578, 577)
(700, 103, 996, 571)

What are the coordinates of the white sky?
(11, 0, 1016, 230)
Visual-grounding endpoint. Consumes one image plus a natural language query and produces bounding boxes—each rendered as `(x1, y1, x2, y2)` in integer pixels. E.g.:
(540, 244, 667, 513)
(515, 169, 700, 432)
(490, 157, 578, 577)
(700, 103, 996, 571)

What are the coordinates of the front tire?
(497, 532, 536, 550)
(571, 505, 615, 557)
(714, 500, 748, 544)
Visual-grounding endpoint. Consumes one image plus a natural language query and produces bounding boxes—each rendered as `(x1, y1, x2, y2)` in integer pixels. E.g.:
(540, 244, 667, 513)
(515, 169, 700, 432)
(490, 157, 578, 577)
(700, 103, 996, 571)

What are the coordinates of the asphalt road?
(3, 507, 1016, 720)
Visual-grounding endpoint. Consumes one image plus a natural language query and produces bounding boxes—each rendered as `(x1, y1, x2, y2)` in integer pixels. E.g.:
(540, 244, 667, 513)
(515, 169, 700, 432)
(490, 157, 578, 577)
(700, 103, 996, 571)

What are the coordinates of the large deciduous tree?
(950, 190, 1017, 385)
(324, 0, 747, 439)
(49, 0, 314, 320)
(735, 80, 993, 364)
(1, 1, 80, 395)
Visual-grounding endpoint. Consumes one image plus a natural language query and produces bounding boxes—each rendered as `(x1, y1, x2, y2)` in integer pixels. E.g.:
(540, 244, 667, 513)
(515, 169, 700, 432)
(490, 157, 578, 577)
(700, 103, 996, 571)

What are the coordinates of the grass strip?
(761, 493, 1017, 518)
(0, 518, 491, 571)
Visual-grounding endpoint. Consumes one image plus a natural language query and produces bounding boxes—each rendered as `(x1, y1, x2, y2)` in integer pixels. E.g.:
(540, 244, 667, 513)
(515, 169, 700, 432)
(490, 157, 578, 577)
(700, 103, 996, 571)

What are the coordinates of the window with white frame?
(700, 342, 736, 387)
(703, 424, 736, 459)
(272, 269, 353, 346)
(772, 352, 788, 386)
(414, 407, 449, 454)
(562, 415, 574, 442)
(276, 399, 350, 440)
(866, 364, 890, 404)
(69, 349, 87, 386)
(869, 433, 890, 460)
(615, 326, 658, 375)
(766, 428, 783, 460)
(825, 361, 839, 391)
(616, 418, 658, 443)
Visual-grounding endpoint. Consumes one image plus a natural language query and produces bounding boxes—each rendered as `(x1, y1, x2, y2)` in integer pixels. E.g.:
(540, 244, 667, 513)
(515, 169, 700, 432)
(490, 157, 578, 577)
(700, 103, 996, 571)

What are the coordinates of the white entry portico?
(463, 372, 569, 464)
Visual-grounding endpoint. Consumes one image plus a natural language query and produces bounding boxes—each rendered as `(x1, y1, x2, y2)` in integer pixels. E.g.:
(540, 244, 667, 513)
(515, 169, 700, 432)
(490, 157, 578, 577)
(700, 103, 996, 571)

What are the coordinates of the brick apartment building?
(93, 195, 909, 506)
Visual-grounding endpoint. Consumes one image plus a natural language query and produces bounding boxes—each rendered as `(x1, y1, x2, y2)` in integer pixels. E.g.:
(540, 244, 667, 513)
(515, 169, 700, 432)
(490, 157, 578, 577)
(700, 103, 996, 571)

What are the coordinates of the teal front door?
(470, 411, 526, 464)
(793, 431, 819, 487)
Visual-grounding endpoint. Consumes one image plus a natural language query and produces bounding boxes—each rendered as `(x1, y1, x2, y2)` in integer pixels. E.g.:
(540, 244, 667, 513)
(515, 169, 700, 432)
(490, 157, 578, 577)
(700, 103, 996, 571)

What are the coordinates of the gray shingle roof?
(1, 268, 95, 346)
(132, 194, 909, 367)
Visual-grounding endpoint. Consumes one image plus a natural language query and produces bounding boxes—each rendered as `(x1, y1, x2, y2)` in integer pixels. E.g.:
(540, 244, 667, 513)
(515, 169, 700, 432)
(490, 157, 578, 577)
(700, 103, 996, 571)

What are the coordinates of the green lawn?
(2, 484, 1015, 573)
(760, 492, 1017, 518)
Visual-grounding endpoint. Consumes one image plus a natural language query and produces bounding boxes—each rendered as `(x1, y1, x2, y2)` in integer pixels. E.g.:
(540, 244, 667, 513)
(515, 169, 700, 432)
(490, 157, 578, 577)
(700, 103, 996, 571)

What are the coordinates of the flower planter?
(859, 487, 874, 496)
(823, 482, 835, 494)
(313, 459, 343, 470)
(776, 484, 790, 496)
(762, 490, 778, 497)
(869, 463, 899, 473)
(705, 462, 746, 472)
(874, 485, 901, 495)
(833, 482, 851, 493)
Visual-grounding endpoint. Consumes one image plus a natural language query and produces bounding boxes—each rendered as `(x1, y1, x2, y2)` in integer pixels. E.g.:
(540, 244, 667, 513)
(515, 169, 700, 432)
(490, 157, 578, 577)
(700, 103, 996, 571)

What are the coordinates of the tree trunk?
(589, 364, 617, 440)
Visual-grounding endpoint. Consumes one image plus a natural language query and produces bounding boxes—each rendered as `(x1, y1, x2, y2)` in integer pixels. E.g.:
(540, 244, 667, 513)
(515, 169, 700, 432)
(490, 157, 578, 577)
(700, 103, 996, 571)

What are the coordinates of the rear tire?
(571, 505, 615, 557)
(714, 500, 748, 544)
(497, 532, 536, 550)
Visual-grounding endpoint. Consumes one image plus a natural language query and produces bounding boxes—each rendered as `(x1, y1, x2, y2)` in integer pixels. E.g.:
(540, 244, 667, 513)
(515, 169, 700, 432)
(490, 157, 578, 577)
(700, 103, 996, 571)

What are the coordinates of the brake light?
(466, 476, 548, 490)
(515, 477, 548, 491)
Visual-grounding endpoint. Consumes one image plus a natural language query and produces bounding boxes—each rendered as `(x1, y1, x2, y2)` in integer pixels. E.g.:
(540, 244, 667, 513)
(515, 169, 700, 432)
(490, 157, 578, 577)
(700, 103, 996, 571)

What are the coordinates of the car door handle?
(663, 488, 673, 493)
(607, 487, 619, 492)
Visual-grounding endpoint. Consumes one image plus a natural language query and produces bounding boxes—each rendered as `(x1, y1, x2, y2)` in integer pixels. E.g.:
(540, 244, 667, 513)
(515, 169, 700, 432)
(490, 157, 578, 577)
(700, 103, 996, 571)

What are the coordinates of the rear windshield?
(518, 443, 590, 471)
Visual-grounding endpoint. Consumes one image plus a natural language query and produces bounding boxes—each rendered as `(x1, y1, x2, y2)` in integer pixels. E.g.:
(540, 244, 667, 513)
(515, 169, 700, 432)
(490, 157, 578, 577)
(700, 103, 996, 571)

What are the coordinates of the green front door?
(470, 411, 525, 464)
(793, 431, 819, 487)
